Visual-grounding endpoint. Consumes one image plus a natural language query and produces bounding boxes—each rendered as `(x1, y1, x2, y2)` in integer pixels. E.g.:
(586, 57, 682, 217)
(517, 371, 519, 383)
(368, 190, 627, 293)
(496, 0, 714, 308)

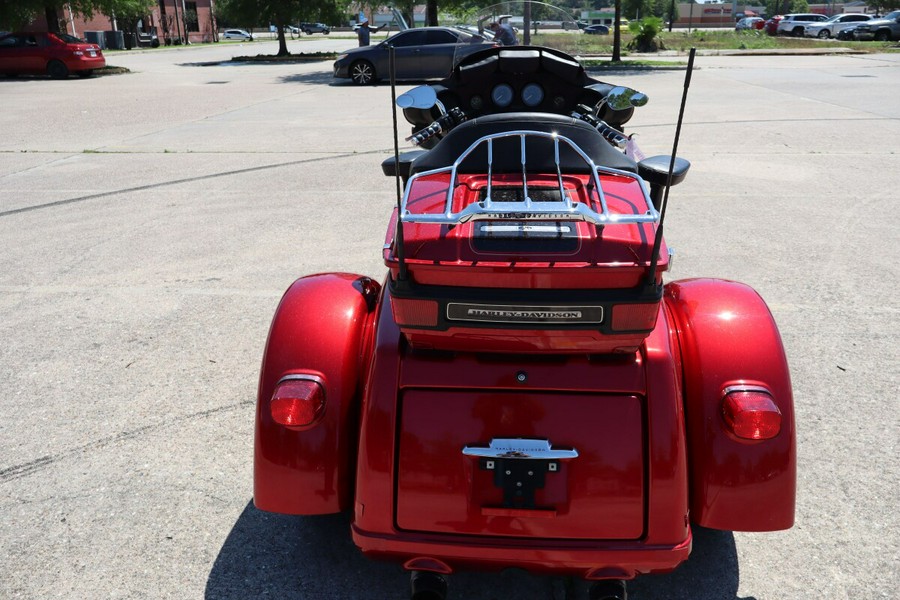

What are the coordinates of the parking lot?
(0, 42, 898, 599)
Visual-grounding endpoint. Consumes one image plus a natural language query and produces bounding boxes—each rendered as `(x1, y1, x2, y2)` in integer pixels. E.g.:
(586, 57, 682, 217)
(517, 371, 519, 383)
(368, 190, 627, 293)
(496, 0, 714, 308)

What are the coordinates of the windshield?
(451, 1, 589, 67)
(885, 11, 900, 19)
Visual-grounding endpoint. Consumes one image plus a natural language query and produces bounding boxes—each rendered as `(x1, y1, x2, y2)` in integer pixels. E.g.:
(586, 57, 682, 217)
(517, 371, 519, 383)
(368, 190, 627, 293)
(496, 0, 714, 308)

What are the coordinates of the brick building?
(31, 1, 218, 46)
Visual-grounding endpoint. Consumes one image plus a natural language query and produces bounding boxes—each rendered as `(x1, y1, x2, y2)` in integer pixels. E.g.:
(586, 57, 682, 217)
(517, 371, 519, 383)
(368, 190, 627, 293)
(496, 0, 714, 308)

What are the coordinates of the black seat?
(409, 113, 637, 176)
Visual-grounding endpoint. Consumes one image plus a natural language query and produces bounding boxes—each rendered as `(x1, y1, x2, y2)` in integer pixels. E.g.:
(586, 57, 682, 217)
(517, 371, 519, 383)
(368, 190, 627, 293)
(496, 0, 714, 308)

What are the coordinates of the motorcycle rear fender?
(665, 278, 796, 531)
(254, 273, 378, 515)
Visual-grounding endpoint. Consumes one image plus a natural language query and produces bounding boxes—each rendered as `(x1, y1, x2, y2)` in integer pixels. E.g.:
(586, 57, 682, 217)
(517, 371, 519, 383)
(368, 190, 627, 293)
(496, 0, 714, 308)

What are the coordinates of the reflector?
(391, 298, 439, 327)
(270, 378, 326, 428)
(611, 302, 659, 332)
(722, 389, 782, 440)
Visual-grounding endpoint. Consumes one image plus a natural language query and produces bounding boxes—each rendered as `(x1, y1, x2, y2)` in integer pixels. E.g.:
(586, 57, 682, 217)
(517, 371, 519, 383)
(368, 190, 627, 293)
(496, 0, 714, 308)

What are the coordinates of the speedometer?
(521, 83, 544, 107)
(491, 83, 514, 107)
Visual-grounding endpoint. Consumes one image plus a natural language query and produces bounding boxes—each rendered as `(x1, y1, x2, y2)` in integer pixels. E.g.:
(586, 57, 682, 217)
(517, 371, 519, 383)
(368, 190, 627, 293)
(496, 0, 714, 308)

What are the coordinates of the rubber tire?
(303, 29, 311, 35)
(324, 30, 330, 35)
(792, 27, 804, 37)
(874, 30, 890, 42)
(817, 29, 830, 39)
(350, 60, 375, 85)
(47, 59, 69, 79)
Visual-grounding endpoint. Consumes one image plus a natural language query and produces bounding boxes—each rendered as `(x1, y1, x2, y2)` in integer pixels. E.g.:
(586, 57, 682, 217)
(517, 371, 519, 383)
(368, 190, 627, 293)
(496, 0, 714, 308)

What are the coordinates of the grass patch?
(531, 30, 897, 55)
(96, 65, 130, 76)
(581, 59, 686, 69)
(230, 52, 337, 63)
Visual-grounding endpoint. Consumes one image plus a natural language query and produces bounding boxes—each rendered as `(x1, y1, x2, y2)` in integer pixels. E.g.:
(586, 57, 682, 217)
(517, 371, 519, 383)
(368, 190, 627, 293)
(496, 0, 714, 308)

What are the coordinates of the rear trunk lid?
(395, 356, 645, 540)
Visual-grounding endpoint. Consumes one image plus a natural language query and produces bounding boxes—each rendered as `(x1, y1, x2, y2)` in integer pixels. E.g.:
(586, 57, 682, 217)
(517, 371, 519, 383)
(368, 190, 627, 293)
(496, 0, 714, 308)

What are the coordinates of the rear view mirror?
(397, 85, 437, 110)
(605, 86, 649, 111)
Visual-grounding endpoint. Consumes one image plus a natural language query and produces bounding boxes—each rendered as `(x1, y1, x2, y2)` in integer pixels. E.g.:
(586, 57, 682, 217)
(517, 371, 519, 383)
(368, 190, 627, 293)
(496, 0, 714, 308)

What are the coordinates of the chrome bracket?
(463, 439, 578, 509)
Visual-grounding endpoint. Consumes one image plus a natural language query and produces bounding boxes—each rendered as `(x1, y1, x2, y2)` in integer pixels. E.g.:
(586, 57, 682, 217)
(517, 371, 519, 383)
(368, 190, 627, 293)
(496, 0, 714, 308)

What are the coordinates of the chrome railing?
(399, 130, 659, 226)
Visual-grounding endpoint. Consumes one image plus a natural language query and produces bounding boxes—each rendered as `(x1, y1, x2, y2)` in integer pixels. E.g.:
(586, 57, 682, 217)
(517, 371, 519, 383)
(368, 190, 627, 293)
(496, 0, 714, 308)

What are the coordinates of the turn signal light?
(722, 389, 782, 440)
(611, 302, 659, 332)
(270, 378, 326, 428)
(391, 297, 439, 327)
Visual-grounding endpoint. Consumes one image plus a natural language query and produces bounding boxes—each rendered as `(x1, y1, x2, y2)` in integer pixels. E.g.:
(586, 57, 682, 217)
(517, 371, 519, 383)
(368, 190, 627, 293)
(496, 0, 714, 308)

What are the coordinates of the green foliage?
(627, 16, 664, 51)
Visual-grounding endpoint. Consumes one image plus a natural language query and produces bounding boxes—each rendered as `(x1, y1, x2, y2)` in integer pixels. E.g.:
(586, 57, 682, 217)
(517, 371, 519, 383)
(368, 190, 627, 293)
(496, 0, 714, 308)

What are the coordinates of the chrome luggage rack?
(399, 130, 659, 226)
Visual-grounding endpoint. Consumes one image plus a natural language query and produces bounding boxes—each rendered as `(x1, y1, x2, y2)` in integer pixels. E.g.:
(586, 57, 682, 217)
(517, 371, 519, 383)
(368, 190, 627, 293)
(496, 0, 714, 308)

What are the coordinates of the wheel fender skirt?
(665, 278, 796, 532)
(254, 273, 378, 515)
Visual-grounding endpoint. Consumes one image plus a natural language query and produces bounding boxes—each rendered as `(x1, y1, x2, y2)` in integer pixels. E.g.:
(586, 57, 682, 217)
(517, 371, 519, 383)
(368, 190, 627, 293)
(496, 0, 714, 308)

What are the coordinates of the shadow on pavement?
(207, 501, 754, 600)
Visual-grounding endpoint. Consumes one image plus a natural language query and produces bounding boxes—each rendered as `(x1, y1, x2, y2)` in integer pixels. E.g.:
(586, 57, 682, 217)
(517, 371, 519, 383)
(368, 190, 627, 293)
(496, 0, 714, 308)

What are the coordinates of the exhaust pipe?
(588, 579, 627, 600)
(410, 571, 448, 600)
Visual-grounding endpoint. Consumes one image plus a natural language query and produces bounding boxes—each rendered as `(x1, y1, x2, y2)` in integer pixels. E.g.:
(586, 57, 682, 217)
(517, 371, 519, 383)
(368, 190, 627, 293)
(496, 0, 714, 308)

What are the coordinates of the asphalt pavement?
(0, 42, 897, 599)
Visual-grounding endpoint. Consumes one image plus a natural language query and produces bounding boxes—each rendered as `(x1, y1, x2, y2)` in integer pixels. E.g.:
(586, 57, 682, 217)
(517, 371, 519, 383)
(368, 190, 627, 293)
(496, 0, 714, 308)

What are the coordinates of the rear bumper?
(67, 55, 105, 71)
(351, 525, 692, 579)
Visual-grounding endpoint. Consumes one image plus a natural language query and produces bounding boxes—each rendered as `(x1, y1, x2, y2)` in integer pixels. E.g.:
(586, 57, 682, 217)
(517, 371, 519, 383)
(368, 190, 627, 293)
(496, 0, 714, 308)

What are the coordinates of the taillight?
(722, 387, 782, 440)
(611, 302, 659, 332)
(270, 378, 326, 428)
(391, 297, 438, 327)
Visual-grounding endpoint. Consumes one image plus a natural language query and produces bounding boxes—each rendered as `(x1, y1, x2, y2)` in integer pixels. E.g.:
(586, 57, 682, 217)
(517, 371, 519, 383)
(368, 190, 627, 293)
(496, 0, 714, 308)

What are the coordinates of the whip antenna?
(646, 47, 695, 288)
(388, 45, 408, 281)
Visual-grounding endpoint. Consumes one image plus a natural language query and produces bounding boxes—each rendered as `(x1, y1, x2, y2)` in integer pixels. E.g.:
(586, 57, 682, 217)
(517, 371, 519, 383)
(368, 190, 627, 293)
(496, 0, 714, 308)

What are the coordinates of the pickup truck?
(852, 10, 900, 41)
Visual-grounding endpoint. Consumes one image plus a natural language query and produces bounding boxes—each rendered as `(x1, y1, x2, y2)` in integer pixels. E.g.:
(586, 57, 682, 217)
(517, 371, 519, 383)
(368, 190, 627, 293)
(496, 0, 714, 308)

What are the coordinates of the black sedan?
(583, 24, 610, 35)
(333, 27, 495, 85)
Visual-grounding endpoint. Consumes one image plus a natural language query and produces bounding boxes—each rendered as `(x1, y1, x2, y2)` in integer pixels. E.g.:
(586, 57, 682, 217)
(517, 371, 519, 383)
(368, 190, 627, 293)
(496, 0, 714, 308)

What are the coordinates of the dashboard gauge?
(469, 95, 484, 110)
(521, 83, 544, 107)
(491, 83, 514, 107)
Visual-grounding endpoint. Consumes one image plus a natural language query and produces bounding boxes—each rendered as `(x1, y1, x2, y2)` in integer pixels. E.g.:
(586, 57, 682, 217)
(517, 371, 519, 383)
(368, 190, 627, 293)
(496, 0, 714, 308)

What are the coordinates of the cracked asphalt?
(0, 40, 897, 599)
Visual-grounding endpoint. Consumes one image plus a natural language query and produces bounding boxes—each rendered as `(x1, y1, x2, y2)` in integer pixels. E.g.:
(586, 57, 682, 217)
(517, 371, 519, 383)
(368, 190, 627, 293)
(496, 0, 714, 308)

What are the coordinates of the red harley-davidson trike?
(254, 40, 795, 600)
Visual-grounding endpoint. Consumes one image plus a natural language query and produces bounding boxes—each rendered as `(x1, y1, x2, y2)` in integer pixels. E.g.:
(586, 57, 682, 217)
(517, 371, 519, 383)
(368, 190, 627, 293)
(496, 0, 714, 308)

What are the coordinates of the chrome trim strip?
(722, 384, 772, 396)
(277, 373, 325, 386)
(462, 438, 579, 460)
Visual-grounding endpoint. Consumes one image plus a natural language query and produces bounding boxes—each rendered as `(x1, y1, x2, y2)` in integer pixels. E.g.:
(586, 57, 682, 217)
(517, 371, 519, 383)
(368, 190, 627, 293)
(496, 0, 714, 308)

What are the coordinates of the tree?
(216, 0, 346, 56)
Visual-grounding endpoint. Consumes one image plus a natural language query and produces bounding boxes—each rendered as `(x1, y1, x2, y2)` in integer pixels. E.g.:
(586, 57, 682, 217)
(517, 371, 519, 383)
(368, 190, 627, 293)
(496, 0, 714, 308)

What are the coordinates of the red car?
(765, 15, 785, 36)
(0, 32, 105, 78)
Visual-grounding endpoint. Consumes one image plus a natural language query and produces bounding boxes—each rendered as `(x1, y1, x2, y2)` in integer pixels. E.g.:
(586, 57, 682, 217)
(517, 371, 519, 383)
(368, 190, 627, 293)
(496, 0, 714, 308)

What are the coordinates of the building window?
(185, 2, 200, 32)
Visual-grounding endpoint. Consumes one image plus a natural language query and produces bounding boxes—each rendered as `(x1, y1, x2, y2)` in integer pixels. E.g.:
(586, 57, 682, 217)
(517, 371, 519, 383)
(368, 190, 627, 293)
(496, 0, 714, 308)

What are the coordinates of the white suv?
(804, 14, 871, 38)
(777, 13, 828, 36)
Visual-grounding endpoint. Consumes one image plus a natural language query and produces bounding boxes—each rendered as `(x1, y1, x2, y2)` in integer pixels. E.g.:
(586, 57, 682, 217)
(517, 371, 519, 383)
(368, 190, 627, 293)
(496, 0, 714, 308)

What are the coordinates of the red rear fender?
(665, 278, 796, 532)
(254, 273, 379, 515)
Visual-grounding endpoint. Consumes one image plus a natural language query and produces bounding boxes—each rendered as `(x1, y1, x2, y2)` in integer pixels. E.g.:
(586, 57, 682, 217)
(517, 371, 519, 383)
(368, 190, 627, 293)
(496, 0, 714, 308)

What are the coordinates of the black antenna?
(388, 45, 408, 281)
(646, 47, 695, 289)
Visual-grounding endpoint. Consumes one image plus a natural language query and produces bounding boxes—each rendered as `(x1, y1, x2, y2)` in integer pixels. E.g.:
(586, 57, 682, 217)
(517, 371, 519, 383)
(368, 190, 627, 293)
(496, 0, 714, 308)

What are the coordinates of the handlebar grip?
(596, 122, 628, 149)
(408, 121, 443, 146)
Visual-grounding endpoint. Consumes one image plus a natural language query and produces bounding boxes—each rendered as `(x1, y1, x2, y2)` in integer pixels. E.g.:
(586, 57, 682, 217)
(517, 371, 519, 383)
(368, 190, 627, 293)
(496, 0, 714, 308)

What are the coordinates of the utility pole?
(181, 0, 191, 44)
(173, 0, 184, 44)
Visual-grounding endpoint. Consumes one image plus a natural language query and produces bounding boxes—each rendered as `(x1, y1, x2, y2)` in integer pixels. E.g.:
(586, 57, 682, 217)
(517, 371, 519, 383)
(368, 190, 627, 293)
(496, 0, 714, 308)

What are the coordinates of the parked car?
(736, 17, 765, 31)
(583, 24, 610, 35)
(803, 13, 871, 38)
(764, 15, 784, 35)
(222, 29, 253, 41)
(835, 25, 860, 40)
(333, 26, 496, 85)
(0, 31, 105, 78)
(283, 25, 300, 35)
(776, 13, 828, 36)
(300, 22, 330, 35)
(852, 10, 900, 41)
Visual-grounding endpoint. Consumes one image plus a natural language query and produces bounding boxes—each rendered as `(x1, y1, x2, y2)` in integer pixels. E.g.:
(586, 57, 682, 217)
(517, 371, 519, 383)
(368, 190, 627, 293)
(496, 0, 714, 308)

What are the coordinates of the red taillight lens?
(722, 389, 782, 440)
(611, 302, 659, 332)
(270, 379, 326, 428)
(391, 297, 439, 327)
